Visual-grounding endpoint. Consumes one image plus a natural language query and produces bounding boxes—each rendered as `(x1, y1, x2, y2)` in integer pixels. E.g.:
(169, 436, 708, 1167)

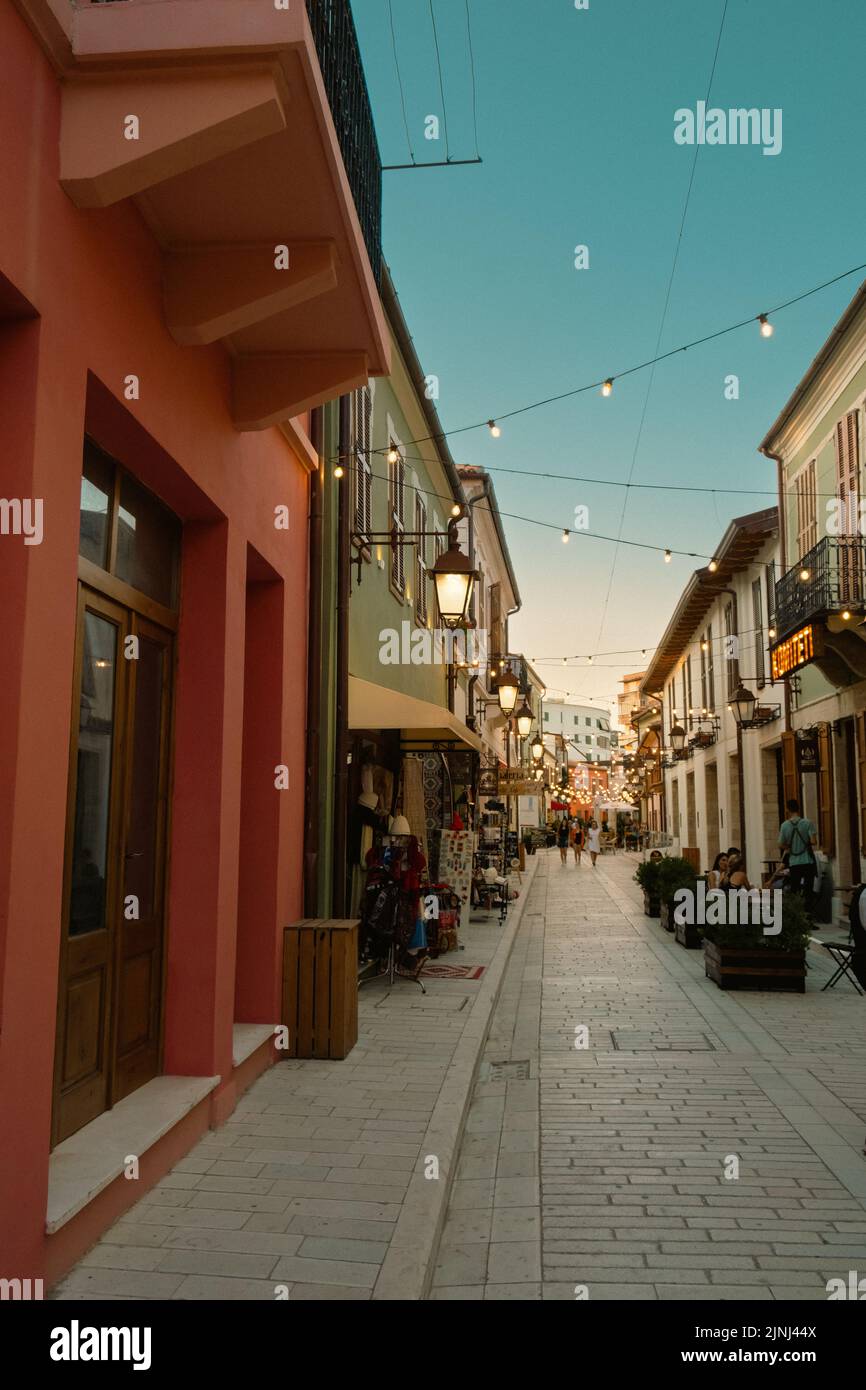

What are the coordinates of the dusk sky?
(353, 0, 866, 717)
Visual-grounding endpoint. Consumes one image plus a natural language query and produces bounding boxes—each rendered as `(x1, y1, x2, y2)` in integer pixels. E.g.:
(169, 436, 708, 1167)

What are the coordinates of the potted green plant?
(634, 858, 662, 917)
(703, 890, 811, 993)
(656, 856, 698, 933)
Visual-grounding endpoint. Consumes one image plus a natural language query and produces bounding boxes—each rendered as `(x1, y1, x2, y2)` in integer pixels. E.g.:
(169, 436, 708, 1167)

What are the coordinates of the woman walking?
(587, 818, 601, 867)
(557, 817, 570, 865)
(571, 819, 585, 866)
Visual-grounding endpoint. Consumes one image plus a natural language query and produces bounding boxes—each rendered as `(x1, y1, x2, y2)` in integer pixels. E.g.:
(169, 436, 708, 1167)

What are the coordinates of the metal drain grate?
(486, 1059, 532, 1080)
(610, 1031, 716, 1052)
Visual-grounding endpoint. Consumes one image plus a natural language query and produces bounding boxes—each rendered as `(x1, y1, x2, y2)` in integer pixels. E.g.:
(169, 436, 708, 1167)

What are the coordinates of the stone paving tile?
(433, 849, 866, 1303)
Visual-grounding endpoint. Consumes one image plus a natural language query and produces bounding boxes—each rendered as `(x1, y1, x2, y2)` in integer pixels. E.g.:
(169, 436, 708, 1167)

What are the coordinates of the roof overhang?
(17, 0, 390, 426)
(641, 508, 778, 697)
(349, 676, 484, 755)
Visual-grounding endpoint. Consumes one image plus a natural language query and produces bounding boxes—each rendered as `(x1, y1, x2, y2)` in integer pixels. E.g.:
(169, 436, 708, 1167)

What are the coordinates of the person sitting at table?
(707, 852, 728, 890)
(720, 852, 751, 891)
(766, 852, 790, 891)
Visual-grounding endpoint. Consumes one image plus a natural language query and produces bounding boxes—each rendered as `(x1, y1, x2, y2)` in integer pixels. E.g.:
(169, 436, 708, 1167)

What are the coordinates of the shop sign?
(770, 624, 823, 681)
(478, 768, 499, 796)
(796, 731, 819, 774)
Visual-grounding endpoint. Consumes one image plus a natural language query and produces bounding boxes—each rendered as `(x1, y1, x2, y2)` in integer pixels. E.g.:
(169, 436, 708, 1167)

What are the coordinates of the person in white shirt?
(587, 819, 601, 867)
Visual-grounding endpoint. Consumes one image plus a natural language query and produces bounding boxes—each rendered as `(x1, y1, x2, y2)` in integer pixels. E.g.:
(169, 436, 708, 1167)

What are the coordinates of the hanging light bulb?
(758, 314, 774, 338)
(601, 378, 613, 397)
(587, 656, 593, 665)
(451, 503, 462, 518)
(664, 549, 672, 563)
(387, 446, 399, 464)
(768, 626, 776, 639)
(334, 463, 345, 478)
(799, 567, 810, 582)
(488, 420, 501, 438)
(562, 529, 570, 543)
(708, 559, 718, 573)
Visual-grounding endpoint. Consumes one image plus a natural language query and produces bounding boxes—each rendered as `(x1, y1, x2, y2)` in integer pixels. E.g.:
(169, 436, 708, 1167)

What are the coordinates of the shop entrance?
(53, 441, 179, 1144)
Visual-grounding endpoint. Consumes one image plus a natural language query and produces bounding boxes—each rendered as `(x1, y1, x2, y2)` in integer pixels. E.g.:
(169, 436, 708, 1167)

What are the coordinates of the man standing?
(778, 799, 817, 910)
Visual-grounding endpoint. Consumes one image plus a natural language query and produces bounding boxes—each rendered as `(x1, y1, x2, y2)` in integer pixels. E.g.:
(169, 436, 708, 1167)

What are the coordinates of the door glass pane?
(69, 612, 117, 936)
(125, 636, 165, 921)
(115, 473, 180, 608)
(79, 443, 114, 569)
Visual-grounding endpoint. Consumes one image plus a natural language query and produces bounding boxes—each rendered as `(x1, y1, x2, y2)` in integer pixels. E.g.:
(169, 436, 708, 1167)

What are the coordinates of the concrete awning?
(349, 676, 484, 755)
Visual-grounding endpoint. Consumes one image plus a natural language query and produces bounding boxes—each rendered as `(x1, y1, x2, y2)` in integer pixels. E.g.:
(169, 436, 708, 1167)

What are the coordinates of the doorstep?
(232, 1023, 277, 1069)
(46, 1075, 219, 1234)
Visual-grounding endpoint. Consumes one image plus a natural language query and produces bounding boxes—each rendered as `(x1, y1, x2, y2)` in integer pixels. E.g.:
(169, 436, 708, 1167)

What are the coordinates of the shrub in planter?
(703, 890, 811, 992)
(656, 856, 698, 933)
(634, 858, 661, 917)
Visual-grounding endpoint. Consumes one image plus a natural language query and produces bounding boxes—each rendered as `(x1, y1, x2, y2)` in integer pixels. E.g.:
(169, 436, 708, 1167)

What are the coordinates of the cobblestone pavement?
(52, 872, 534, 1302)
(432, 850, 866, 1301)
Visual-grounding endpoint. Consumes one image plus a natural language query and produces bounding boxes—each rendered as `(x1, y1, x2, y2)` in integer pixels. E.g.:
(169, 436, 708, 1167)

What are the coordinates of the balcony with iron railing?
(775, 536, 866, 638)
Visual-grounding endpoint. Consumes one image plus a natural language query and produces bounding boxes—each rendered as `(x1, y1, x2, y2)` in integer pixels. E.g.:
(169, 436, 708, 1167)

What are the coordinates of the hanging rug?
(420, 963, 486, 980)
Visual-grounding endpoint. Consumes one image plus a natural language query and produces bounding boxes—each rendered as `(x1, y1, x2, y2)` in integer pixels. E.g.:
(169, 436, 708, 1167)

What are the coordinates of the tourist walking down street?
(571, 819, 584, 865)
(778, 799, 818, 911)
(557, 816, 570, 865)
(587, 818, 601, 867)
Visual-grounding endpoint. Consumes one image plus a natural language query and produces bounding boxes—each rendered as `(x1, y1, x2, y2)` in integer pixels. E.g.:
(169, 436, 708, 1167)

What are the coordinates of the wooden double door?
(53, 585, 173, 1145)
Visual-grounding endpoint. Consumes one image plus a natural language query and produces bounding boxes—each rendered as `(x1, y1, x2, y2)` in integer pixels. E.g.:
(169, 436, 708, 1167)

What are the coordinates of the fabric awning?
(348, 675, 485, 755)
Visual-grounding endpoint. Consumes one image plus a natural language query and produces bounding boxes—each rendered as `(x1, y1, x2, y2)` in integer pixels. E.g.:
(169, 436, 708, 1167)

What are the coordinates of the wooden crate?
(282, 919, 359, 1059)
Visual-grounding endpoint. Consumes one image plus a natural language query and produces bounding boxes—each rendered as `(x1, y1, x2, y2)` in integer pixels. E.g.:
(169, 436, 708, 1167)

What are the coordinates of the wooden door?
(54, 588, 173, 1143)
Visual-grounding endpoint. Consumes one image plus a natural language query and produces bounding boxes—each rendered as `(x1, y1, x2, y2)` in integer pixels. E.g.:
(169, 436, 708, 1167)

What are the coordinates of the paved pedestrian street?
(433, 851, 866, 1302)
(53, 851, 866, 1303)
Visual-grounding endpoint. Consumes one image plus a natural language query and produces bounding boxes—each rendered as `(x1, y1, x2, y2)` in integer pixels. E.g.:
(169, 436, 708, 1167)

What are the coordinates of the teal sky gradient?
(352, 0, 866, 715)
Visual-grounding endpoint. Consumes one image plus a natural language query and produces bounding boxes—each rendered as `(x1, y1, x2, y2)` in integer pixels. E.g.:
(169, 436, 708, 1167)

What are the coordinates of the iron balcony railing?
(306, 0, 383, 288)
(775, 535, 866, 637)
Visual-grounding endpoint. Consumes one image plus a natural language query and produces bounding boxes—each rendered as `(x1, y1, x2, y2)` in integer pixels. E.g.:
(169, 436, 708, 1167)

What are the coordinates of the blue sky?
(353, 0, 866, 715)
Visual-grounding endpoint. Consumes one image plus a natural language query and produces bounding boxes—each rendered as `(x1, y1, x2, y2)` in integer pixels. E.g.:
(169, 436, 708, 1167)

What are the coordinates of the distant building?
(542, 698, 612, 765)
(616, 671, 646, 754)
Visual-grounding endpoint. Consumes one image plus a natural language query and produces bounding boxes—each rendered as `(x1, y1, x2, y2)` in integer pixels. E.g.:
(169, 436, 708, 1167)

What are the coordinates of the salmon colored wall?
(0, 3, 309, 1280)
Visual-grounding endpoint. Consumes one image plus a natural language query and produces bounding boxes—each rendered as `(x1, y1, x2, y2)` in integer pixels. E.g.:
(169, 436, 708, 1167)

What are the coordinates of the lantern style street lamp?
(670, 723, 686, 755)
(515, 701, 533, 738)
(730, 682, 757, 728)
(531, 735, 544, 762)
(495, 664, 520, 715)
(431, 527, 478, 629)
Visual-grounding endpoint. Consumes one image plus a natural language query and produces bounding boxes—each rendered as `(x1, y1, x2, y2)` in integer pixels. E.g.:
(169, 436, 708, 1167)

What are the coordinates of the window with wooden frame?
(388, 442, 405, 596)
(700, 637, 708, 713)
(752, 577, 765, 689)
(414, 492, 428, 625)
(686, 655, 693, 725)
(724, 601, 739, 697)
(834, 410, 860, 531)
(489, 582, 502, 661)
(765, 562, 776, 635)
(795, 461, 817, 560)
(706, 623, 715, 713)
(352, 387, 372, 543)
(667, 679, 675, 739)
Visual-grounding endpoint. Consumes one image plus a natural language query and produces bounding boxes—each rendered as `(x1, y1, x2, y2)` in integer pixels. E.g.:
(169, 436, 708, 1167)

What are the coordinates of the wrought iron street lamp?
(531, 735, 544, 762)
(515, 702, 533, 738)
(670, 723, 687, 755)
(431, 523, 478, 629)
(730, 683, 757, 728)
(495, 664, 520, 716)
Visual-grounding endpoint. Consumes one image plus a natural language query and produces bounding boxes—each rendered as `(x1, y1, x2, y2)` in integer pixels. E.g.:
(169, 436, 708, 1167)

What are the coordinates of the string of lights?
(347, 259, 866, 453)
(336, 454, 713, 561)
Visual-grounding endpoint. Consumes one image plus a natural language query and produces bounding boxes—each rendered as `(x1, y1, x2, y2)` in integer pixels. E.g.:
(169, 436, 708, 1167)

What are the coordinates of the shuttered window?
(389, 444, 405, 595)
(414, 493, 428, 625)
(781, 730, 799, 811)
(753, 578, 765, 689)
(834, 410, 860, 528)
(817, 721, 835, 856)
(706, 623, 715, 713)
(724, 602, 739, 697)
(352, 387, 372, 541)
(795, 461, 817, 560)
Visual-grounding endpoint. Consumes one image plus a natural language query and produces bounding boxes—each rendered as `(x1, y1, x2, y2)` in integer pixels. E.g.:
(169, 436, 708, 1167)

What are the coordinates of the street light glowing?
(334, 464, 344, 478)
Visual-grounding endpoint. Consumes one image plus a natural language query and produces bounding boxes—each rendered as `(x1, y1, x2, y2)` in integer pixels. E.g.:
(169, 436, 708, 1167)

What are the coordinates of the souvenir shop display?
(358, 834, 430, 992)
(436, 826, 476, 909)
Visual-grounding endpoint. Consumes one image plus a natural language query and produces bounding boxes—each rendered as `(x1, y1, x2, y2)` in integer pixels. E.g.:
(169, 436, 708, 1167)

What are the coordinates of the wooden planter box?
(642, 889, 660, 918)
(659, 901, 675, 932)
(282, 919, 359, 1059)
(703, 940, 806, 993)
(675, 918, 703, 949)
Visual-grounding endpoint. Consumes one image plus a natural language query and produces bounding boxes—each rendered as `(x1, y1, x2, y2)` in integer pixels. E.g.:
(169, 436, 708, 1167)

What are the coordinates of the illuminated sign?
(770, 624, 823, 680)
